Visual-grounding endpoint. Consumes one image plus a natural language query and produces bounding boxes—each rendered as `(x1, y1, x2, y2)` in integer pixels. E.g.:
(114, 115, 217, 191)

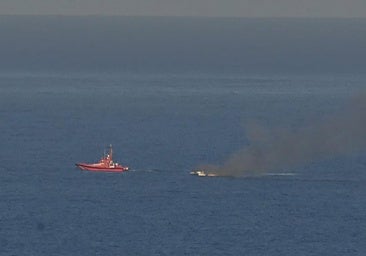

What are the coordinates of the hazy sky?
(0, 0, 366, 17)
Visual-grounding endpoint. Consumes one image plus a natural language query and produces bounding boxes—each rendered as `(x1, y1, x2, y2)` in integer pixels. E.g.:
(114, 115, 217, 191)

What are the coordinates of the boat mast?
(109, 144, 113, 161)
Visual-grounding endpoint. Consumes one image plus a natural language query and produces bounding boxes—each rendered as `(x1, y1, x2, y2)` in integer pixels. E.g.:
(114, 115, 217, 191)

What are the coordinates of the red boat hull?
(76, 163, 129, 172)
(76, 145, 129, 173)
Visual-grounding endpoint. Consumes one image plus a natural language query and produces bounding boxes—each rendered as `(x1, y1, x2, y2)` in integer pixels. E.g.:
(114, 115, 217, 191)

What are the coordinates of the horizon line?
(1, 14, 366, 20)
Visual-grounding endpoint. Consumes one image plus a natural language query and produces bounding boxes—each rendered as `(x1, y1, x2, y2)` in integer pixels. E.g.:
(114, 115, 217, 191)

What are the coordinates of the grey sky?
(0, 0, 366, 17)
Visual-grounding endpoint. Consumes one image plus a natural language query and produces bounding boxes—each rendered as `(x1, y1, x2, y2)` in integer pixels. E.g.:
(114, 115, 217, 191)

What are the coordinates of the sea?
(1, 16, 366, 255)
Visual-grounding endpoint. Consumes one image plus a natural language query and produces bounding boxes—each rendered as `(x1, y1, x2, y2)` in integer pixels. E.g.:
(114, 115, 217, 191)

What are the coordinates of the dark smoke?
(199, 93, 366, 177)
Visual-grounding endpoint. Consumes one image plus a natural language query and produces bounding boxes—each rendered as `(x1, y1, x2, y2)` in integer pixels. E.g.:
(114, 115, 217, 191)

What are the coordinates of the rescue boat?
(75, 145, 129, 172)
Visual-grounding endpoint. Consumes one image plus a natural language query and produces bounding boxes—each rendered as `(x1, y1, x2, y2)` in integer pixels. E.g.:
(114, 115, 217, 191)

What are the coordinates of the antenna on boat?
(109, 144, 113, 160)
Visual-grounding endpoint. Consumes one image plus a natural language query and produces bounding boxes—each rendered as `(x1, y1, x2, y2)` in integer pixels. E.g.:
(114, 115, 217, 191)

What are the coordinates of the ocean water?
(1, 71, 366, 255)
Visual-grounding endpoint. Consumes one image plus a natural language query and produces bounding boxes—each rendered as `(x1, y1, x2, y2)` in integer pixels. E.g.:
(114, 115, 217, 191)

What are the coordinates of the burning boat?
(190, 169, 217, 177)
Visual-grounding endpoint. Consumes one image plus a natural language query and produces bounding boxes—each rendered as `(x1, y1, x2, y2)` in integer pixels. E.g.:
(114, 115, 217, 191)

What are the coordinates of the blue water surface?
(1, 71, 366, 255)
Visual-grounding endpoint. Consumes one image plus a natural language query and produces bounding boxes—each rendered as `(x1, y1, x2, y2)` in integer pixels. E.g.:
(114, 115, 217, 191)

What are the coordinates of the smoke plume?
(199, 93, 366, 177)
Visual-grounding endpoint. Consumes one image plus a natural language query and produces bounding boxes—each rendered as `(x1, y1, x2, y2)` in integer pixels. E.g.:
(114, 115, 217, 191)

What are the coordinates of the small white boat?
(190, 170, 217, 177)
